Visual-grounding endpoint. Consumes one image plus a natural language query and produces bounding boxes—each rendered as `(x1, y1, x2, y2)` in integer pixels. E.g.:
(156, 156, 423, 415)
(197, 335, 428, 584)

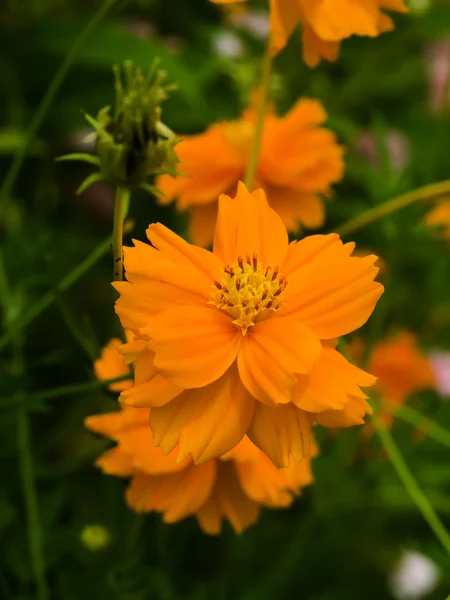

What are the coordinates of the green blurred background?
(1, 0, 450, 598)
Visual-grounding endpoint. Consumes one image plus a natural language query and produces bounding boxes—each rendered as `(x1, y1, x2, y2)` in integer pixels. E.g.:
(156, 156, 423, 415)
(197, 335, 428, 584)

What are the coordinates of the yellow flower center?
(222, 119, 254, 160)
(210, 254, 288, 334)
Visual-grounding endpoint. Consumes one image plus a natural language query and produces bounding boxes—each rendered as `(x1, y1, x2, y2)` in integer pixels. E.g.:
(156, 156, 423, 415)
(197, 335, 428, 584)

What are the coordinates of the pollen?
(210, 254, 288, 334)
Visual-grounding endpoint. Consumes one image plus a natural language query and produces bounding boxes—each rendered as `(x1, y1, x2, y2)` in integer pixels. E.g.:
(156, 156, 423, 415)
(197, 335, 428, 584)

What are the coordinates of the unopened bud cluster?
(59, 60, 179, 195)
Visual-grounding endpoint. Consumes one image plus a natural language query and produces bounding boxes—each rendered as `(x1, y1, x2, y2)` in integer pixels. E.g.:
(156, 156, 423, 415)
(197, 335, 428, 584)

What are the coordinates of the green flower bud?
(80, 524, 111, 551)
(57, 60, 180, 196)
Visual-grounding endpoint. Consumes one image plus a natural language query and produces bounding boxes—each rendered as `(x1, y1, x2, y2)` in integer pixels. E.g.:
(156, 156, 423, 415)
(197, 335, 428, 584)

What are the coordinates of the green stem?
(1, 374, 132, 409)
(0, 0, 124, 215)
(0, 234, 112, 353)
(336, 179, 450, 238)
(56, 296, 98, 361)
(373, 412, 450, 555)
(113, 186, 130, 281)
(17, 408, 49, 600)
(385, 402, 450, 449)
(243, 43, 272, 190)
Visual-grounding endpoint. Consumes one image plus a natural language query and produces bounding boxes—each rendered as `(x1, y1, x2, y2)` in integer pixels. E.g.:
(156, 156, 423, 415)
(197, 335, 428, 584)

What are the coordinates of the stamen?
(210, 258, 288, 334)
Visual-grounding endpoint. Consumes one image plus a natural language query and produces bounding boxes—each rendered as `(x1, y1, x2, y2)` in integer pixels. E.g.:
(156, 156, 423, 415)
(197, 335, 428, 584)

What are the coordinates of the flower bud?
(80, 524, 111, 551)
(58, 60, 179, 195)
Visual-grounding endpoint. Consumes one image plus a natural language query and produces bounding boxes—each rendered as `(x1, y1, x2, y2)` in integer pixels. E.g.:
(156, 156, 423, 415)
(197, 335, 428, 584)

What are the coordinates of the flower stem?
(0, 234, 112, 353)
(244, 43, 272, 190)
(385, 402, 450, 449)
(17, 408, 49, 600)
(336, 179, 450, 238)
(372, 411, 450, 555)
(0, 0, 124, 216)
(1, 373, 132, 409)
(113, 186, 130, 281)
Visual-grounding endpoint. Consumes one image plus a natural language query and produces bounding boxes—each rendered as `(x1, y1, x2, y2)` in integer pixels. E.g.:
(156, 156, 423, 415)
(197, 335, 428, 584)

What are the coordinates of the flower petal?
(302, 23, 340, 68)
(93, 338, 133, 392)
(126, 461, 216, 523)
(213, 183, 288, 268)
(119, 350, 183, 408)
(314, 396, 373, 428)
(147, 222, 223, 283)
(177, 366, 256, 464)
(84, 407, 149, 439)
(115, 239, 212, 329)
(247, 403, 313, 468)
(116, 425, 188, 475)
(95, 447, 134, 477)
(188, 203, 219, 248)
(282, 233, 342, 276)
(197, 462, 261, 535)
(266, 187, 326, 231)
(237, 318, 321, 406)
(147, 305, 241, 389)
(269, 0, 302, 56)
(234, 451, 294, 507)
(196, 494, 222, 535)
(301, 0, 380, 42)
(282, 240, 384, 338)
(150, 366, 256, 463)
(292, 347, 376, 412)
(156, 126, 243, 207)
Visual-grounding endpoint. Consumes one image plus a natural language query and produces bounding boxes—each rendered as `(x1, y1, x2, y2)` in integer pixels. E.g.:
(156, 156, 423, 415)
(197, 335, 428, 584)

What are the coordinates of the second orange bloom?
(157, 100, 343, 247)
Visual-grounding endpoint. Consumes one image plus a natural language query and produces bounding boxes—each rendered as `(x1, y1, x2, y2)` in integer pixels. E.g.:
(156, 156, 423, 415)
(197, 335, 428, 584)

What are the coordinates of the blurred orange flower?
(210, 0, 408, 67)
(93, 336, 133, 393)
(271, 0, 408, 66)
(86, 406, 316, 534)
(156, 100, 343, 247)
(424, 199, 450, 241)
(87, 340, 316, 534)
(351, 331, 436, 429)
(115, 184, 383, 467)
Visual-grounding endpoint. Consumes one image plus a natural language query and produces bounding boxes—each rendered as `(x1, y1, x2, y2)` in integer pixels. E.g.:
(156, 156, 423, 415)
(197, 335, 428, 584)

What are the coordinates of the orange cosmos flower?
(270, 0, 408, 66)
(351, 332, 436, 429)
(424, 199, 450, 242)
(115, 183, 383, 467)
(87, 340, 316, 534)
(210, 0, 408, 67)
(156, 99, 343, 247)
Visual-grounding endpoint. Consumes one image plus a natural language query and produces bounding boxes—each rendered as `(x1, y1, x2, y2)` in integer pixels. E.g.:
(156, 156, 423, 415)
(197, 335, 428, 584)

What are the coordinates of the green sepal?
(139, 183, 166, 198)
(76, 172, 104, 195)
(81, 111, 99, 130)
(56, 153, 100, 167)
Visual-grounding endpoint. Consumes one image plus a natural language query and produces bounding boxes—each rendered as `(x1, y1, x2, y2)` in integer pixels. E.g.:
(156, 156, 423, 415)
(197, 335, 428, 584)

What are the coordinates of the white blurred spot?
(390, 550, 440, 600)
(429, 352, 450, 398)
(230, 10, 270, 39)
(214, 31, 245, 59)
